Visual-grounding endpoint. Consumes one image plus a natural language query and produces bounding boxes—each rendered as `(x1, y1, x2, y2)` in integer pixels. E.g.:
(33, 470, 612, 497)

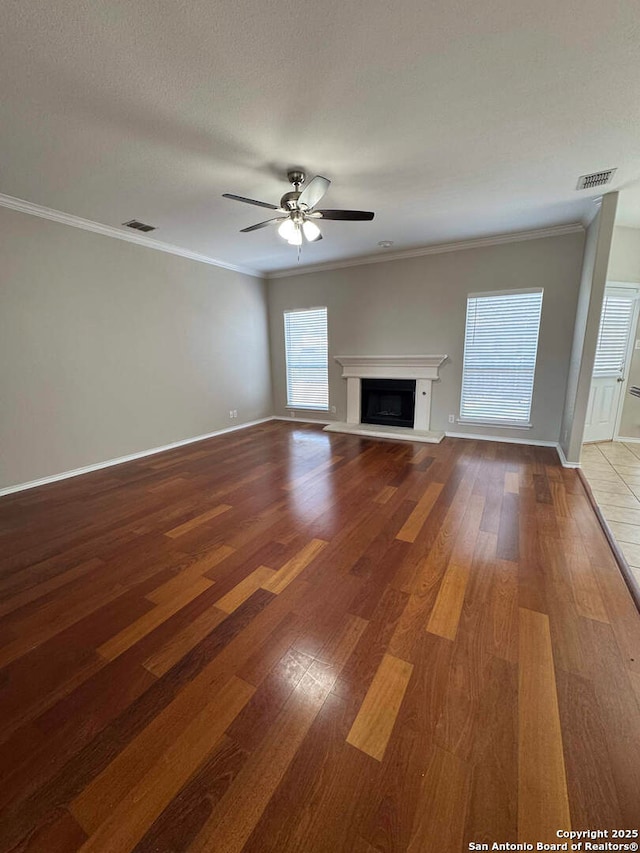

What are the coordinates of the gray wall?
(609, 226, 640, 282)
(0, 206, 272, 490)
(609, 226, 640, 438)
(268, 232, 585, 443)
(559, 193, 618, 463)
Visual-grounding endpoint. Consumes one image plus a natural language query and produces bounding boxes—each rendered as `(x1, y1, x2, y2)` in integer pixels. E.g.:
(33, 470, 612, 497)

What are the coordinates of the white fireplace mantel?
(324, 354, 448, 444)
(333, 354, 447, 381)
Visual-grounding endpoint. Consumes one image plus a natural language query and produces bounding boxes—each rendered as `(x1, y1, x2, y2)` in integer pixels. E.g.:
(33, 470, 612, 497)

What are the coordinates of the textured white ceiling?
(1, 0, 639, 273)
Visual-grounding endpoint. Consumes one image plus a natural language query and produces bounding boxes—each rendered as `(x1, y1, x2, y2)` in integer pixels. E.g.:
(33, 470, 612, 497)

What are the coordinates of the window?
(592, 291, 635, 378)
(284, 307, 329, 410)
(460, 289, 543, 426)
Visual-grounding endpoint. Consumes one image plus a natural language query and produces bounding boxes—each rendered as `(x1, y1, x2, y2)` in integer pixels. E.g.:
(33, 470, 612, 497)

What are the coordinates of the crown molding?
(0, 191, 586, 281)
(266, 222, 585, 279)
(0, 192, 263, 279)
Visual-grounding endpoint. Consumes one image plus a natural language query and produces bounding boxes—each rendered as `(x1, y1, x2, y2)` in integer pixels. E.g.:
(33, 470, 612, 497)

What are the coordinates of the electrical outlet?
(229, 410, 233, 419)
(448, 414, 455, 424)
(289, 410, 296, 418)
(331, 405, 337, 414)
(233, 409, 238, 418)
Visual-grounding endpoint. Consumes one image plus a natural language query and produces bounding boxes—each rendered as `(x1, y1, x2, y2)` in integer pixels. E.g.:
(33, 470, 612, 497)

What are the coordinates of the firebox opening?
(361, 378, 416, 428)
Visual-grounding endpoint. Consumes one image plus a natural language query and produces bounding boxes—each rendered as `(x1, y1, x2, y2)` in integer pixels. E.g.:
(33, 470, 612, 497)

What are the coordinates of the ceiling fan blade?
(315, 209, 375, 221)
(222, 193, 279, 210)
(240, 217, 286, 233)
(298, 175, 331, 210)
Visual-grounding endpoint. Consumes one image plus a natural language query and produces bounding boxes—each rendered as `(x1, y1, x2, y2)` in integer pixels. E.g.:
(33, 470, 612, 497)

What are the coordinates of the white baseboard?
(0, 417, 580, 498)
(273, 416, 333, 425)
(0, 417, 273, 497)
(555, 443, 581, 468)
(276, 422, 568, 458)
(445, 430, 557, 447)
(277, 422, 564, 454)
(445, 430, 580, 468)
(615, 435, 640, 443)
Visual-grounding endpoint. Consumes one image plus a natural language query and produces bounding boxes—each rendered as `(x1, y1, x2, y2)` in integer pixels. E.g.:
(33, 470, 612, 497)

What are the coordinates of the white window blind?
(284, 307, 329, 410)
(460, 289, 543, 425)
(592, 293, 635, 378)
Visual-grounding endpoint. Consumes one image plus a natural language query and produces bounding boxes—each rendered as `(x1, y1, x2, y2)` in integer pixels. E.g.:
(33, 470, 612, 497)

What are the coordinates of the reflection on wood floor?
(0, 421, 638, 852)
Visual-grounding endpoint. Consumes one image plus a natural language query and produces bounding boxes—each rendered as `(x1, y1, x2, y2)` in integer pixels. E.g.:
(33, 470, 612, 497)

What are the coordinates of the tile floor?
(581, 440, 640, 586)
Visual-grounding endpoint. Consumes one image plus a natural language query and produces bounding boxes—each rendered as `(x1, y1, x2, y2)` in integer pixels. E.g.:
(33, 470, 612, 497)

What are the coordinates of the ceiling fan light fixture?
(288, 224, 303, 246)
(278, 218, 296, 241)
(302, 219, 321, 242)
(223, 170, 375, 247)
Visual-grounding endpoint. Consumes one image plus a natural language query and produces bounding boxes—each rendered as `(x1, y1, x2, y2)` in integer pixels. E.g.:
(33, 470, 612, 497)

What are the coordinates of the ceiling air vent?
(576, 169, 616, 190)
(122, 219, 156, 233)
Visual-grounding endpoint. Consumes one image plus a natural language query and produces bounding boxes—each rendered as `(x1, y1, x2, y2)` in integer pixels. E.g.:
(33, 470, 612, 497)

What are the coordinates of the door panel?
(584, 378, 622, 443)
(583, 287, 638, 444)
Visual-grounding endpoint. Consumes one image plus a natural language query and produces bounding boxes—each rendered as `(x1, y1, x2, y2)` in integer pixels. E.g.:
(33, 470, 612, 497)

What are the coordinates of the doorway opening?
(583, 282, 640, 444)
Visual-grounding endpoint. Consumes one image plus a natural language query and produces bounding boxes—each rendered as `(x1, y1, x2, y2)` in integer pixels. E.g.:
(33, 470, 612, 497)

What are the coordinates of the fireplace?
(361, 378, 416, 428)
(324, 355, 448, 444)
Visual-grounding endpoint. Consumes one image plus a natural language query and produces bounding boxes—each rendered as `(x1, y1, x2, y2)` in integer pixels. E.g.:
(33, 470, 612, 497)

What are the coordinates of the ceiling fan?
(222, 170, 375, 246)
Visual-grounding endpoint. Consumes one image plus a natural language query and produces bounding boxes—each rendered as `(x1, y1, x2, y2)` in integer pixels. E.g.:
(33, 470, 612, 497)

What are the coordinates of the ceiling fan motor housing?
(282, 169, 306, 209)
(280, 190, 302, 211)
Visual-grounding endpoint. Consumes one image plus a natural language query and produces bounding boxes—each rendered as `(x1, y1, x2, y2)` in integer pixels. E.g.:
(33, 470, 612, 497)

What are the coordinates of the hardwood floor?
(0, 421, 638, 852)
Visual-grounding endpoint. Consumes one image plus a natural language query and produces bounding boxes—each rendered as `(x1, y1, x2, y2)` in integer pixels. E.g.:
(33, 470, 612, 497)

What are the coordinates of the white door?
(583, 288, 638, 443)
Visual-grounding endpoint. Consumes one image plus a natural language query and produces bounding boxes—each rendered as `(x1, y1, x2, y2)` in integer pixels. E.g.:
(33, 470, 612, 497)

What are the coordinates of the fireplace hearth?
(361, 378, 416, 428)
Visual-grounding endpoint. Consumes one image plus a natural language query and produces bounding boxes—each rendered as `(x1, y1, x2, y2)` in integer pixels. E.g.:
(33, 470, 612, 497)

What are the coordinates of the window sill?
(456, 418, 532, 430)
